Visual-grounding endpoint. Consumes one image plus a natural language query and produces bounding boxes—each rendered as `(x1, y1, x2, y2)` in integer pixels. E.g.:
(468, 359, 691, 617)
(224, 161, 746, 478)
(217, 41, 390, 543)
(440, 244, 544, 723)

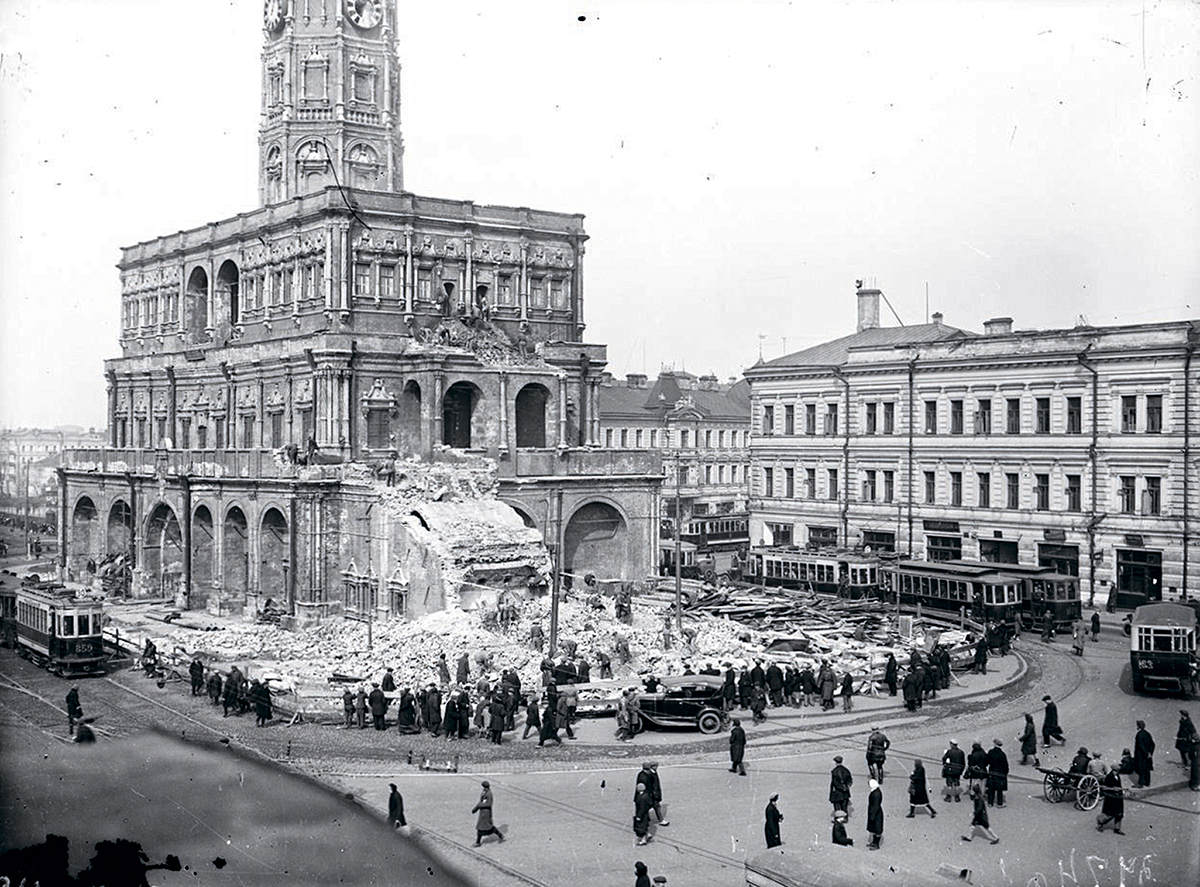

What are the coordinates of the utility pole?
(549, 488, 564, 654)
(674, 455, 683, 633)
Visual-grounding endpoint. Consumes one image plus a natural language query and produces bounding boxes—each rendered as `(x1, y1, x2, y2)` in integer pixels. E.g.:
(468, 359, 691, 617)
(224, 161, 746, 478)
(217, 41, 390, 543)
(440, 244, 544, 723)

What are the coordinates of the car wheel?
(698, 710, 722, 734)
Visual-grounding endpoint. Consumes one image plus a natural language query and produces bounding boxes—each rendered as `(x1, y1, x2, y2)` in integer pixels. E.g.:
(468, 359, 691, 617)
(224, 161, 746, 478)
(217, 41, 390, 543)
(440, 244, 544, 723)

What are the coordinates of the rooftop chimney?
(931, 311, 943, 327)
(699, 374, 719, 390)
(626, 373, 648, 389)
(983, 317, 1013, 336)
(856, 283, 881, 332)
(600, 371, 614, 386)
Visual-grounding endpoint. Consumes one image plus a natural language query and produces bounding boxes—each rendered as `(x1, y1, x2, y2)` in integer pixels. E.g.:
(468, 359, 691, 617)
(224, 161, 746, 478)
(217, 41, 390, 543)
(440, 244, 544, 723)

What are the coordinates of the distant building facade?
(58, 0, 660, 619)
(598, 371, 751, 571)
(1, 427, 105, 517)
(745, 285, 1199, 607)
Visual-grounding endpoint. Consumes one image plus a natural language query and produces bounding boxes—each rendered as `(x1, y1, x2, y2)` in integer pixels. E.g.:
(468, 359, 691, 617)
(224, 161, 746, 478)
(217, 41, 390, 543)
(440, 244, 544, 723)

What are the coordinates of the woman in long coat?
(966, 742, 989, 792)
(961, 784, 999, 843)
(764, 794, 783, 848)
(443, 692, 460, 740)
(254, 680, 272, 727)
(633, 784, 654, 845)
(907, 759, 936, 818)
(1018, 713, 1039, 766)
(885, 654, 898, 696)
(866, 779, 884, 850)
(1095, 766, 1125, 833)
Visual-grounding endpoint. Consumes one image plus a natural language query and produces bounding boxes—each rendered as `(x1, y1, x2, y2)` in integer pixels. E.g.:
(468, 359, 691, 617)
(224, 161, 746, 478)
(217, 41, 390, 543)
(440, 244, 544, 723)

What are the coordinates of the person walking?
(1175, 710, 1197, 770)
(831, 810, 854, 846)
(960, 783, 1000, 844)
(556, 689, 575, 740)
(840, 671, 854, 713)
(941, 739, 966, 803)
(254, 679, 272, 727)
(387, 784, 406, 828)
(764, 794, 783, 848)
(1071, 623, 1085, 656)
(729, 718, 747, 776)
(866, 779, 884, 850)
(986, 739, 1009, 808)
(633, 783, 654, 845)
(1042, 695, 1065, 748)
(829, 756, 853, 815)
(1018, 714, 1040, 766)
(207, 671, 223, 707)
(1091, 610, 1101, 641)
(522, 694, 541, 740)
(471, 781, 504, 846)
(866, 726, 890, 782)
(66, 686, 83, 736)
(906, 759, 937, 818)
(1095, 765, 1125, 834)
(1133, 720, 1155, 787)
(636, 763, 668, 827)
(634, 861, 651, 887)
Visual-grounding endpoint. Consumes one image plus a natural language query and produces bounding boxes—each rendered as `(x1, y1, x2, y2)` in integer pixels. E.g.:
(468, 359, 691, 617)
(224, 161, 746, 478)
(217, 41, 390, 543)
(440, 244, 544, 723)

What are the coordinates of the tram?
(746, 547, 882, 599)
(880, 559, 1023, 630)
(938, 560, 1081, 632)
(14, 580, 106, 675)
(0, 578, 16, 647)
(1129, 602, 1197, 696)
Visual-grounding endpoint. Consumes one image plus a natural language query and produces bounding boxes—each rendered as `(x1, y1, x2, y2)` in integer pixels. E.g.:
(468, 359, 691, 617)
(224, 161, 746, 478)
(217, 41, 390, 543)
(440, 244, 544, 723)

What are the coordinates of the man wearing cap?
(941, 739, 966, 803)
(636, 763, 669, 827)
(729, 718, 747, 776)
(764, 794, 783, 848)
(865, 778, 884, 850)
(829, 756, 853, 815)
(1042, 695, 1065, 748)
(387, 783, 406, 828)
(985, 739, 1009, 807)
(1133, 719, 1155, 787)
(471, 781, 504, 846)
(831, 810, 854, 846)
(369, 683, 388, 731)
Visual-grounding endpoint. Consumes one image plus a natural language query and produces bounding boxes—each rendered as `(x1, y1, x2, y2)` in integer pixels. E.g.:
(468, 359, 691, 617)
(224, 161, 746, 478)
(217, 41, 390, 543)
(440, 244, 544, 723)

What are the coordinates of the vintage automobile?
(635, 674, 728, 734)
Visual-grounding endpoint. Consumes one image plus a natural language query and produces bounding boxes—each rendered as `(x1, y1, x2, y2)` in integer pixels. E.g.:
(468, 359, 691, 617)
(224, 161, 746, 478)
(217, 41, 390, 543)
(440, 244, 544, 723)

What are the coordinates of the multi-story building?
(598, 371, 751, 570)
(1, 426, 106, 513)
(58, 0, 660, 620)
(745, 285, 1198, 607)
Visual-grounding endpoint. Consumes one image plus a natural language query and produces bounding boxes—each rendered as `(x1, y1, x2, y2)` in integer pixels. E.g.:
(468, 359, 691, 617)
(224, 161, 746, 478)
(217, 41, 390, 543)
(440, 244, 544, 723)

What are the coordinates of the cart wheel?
(1076, 774, 1100, 810)
(1044, 772, 1067, 804)
(697, 710, 723, 734)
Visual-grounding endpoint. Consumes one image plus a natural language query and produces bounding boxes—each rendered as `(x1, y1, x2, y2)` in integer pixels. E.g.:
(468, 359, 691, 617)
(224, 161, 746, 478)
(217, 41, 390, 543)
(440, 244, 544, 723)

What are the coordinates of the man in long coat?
(369, 683, 387, 730)
(636, 763, 668, 826)
(456, 652, 471, 686)
(764, 794, 783, 848)
(884, 654, 898, 697)
(66, 687, 83, 736)
(866, 779, 884, 850)
(723, 667, 738, 712)
(387, 784, 406, 828)
(471, 781, 504, 845)
(425, 685, 442, 736)
(1133, 719, 1155, 787)
(1095, 766, 1125, 833)
(986, 739, 1009, 807)
(1042, 695, 1065, 747)
(633, 784, 654, 845)
(397, 688, 419, 733)
(765, 662, 785, 707)
(750, 661, 766, 691)
(829, 756, 853, 814)
(902, 669, 920, 712)
(456, 689, 471, 739)
(729, 718, 747, 775)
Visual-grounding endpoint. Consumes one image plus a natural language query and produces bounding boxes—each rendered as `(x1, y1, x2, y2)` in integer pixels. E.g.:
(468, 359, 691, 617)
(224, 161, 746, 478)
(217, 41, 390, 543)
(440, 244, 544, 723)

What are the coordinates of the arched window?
(515, 383, 550, 448)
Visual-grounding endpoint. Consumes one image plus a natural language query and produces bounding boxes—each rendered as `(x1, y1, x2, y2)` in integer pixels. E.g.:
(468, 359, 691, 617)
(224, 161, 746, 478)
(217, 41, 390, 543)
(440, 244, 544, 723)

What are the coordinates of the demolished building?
(57, 0, 661, 623)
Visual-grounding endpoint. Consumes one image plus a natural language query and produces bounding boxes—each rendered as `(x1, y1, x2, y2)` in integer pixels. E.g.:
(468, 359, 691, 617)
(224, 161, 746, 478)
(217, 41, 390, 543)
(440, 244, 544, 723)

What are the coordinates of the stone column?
(519, 241, 529, 321)
(498, 371, 509, 451)
(557, 376, 567, 448)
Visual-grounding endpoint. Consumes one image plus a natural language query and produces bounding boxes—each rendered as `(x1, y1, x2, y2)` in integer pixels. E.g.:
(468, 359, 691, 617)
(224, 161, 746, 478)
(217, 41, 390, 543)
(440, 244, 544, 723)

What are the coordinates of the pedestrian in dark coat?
(819, 664, 836, 710)
(922, 661, 936, 700)
(766, 663, 785, 707)
(960, 783, 999, 843)
(369, 683, 387, 730)
(457, 653, 470, 686)
(223, 675, 240, 718)
(723, 667, 738, 711)
(738, 669, 752, 709)
(831, 810, 853, 845)
(636, 763, 668, 826)
(986, 739, 1009, 807)
(577, 658, 590, 684)
(840, 671, 854, 712)
(1018, 713, 1040, 766)
(425, 686, 442, 736)
(1095, 766, 1125, 833)
(902, 669, 920, 712)
(538, 700, 561, 746)
(1091, 610, 1101, 641)
(1175, 711, 1197, 768)
(355, 687, 368, 729)
(633, 784, 654, 845)
(973, 638, 988, 674)
(941, 739, 966, 802)
(906, 759, 936, 818)
(456, 690, 471, 739)
(1042, 695, 1065, 747)
(66, 687, 83, 735)
(866, 779, 884, 849)
(207, 671, 223, 707)
(966, 741, 989, 791)
(634, 861, 651, 887)
(764, 794, 783, 848)
(471, 781, 504, 845)
(189, 658, 205, 696)
(885, 654, 898, 696)
(488, 695, 506, 745)
(829, 756, 853, 813)
(801, 666, 817, 706)
(436, 654, 451, 686)
(556, 691, 575, 739)
(866, 727, 890, 782)
(442, 692, 459, 740)
(255, 680, 272, 726)
(729, 718, 747, 775)
(750, 684, 768, 724)
(339, 689, 352, 726)
(381, 668, 396, 692)
(397, 688, 419, 733)
(523, 695, 541, 739)
(750, 661, 765, 689)
(1134, 720, 1155, 787)
(387, 783, 406, 828)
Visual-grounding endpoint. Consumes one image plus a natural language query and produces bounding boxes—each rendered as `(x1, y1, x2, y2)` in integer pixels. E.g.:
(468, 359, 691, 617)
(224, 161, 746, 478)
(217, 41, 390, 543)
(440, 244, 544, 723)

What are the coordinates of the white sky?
(1, 0, 1198, 429)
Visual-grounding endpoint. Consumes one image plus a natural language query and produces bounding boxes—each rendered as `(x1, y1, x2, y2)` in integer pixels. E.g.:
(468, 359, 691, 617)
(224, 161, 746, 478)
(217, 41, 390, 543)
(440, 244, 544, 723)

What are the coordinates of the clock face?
(346, 0, 382, 29)
(264, 0, 284, 32)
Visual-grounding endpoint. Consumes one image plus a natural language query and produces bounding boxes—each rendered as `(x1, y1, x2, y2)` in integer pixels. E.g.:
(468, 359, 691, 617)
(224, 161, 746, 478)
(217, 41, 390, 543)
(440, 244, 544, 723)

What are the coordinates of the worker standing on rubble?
(457, 652, 471, 685)
(597, 650, 612, 679)
(437, 654, 451, 686)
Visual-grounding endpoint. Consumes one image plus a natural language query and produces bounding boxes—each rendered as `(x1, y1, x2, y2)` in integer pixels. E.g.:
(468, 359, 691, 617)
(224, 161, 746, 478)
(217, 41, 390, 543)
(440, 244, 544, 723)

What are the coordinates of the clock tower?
(259, 0, 404, 204)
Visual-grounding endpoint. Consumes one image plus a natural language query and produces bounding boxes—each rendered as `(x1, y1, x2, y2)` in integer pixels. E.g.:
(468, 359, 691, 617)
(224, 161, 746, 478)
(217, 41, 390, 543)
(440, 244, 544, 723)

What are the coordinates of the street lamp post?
(674, 457, 682, 634)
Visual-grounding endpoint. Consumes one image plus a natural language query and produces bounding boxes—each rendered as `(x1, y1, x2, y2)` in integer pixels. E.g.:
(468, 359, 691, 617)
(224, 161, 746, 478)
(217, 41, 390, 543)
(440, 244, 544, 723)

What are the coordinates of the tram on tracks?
(744, 547, 883, 598)
(1129, 602, 1198, 696)
(12, 580, 106, 676)
(880, 559, 1023, 630)
(934, 560, 1081, 632)
(0, 578, 16, 647)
